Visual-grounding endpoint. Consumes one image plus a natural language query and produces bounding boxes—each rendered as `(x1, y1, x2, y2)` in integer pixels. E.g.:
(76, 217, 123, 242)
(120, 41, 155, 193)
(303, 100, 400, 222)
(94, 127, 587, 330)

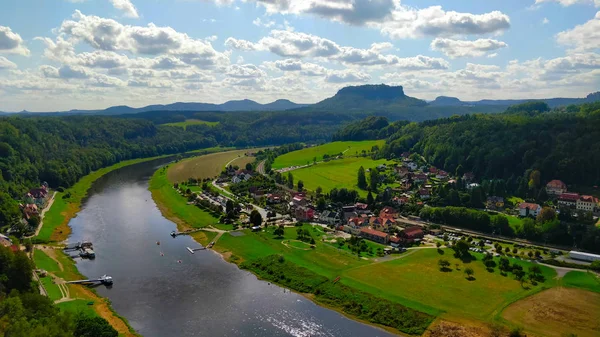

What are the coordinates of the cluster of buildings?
(516, 179, 599, 217)
(17, 183, 50, 231)
(335, 205, 424, 246)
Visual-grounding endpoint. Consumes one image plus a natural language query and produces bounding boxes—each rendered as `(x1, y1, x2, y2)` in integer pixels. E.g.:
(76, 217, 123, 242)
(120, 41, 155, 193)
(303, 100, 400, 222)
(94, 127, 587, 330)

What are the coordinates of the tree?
(297, 180, 304, 192)
(287, 172, 294, 189)
(316, 197, 326, 211)
(469, 187, 485, 208)
(536, 207, 556, 223)
(315, 186, 323, 196)
(464, 267, 475, 280)
(75, 314, 118, 337)
(369, 168, 380, 191)
(249, 210, 262, 227)
(537, 188, 548, 203)
(273, 225, 284, 237)
(357, 166, 367, 190)
(452, 240, 471, 259)
(245, 163, 253, 171)
(367, 191, 374, 205)
(436, 242, 441, 248)
(438, 259, 451, 271)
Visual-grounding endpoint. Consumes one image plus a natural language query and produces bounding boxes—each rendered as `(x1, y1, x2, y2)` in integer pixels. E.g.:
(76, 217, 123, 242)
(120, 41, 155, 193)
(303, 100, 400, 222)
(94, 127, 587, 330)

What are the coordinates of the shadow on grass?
(437, 249, 444, 255)
(466, 276, 476, 281)
(439, 267, 453, 273)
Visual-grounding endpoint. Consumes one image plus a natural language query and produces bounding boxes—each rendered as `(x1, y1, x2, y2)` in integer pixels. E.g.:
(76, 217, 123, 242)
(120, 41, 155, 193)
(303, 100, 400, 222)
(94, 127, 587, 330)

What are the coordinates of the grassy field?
(57, 299, 98, 317)
(149, 167, 220, 230)
(40, 276, 62, 301)
(507, 216, 523, 233)
(33, 249, 60, 273)
(166, 149, 255, 183)
(291, 157, 394, 196)
(38, 154, 175, 242)
(215, 225, 370, 278)
(272, 140, 385, 169)
(163, 119, 219, 130)
(340, 249, 557, 320)
(562, 271, 600, 293)
(501, 287, 600, 337)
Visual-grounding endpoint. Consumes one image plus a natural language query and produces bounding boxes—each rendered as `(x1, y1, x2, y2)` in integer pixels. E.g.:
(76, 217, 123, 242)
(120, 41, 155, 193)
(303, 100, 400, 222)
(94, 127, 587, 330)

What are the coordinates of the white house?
(519, 202, 542, 217)
(546, 180, 567, 196)
(576, 195, 597, 212)
(405, 162, 418, 171)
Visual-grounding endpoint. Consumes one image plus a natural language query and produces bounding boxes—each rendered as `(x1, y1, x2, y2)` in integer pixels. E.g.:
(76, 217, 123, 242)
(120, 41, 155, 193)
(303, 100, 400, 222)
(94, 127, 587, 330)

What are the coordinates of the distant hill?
(2, 99, 308, 115)
(429, 91, 600, 108)
(311, 84, 427, 111)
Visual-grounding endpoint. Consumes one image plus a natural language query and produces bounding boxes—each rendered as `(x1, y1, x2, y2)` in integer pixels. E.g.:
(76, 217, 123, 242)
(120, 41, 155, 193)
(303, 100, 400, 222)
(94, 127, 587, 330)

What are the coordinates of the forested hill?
(377, 101, 600, 186)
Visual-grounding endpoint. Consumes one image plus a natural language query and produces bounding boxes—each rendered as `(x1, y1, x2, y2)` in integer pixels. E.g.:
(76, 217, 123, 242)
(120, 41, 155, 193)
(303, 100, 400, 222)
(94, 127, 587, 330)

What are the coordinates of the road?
(211, 179, 280, 220)
(25, 191, 57, 238)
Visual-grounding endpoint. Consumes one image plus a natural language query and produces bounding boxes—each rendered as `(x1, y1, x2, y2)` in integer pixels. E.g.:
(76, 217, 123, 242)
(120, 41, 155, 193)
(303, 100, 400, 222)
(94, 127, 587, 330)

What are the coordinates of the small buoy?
(156, 241, 160, 245)
(160, 252, 164, 256)
(177, 260, 182, 263)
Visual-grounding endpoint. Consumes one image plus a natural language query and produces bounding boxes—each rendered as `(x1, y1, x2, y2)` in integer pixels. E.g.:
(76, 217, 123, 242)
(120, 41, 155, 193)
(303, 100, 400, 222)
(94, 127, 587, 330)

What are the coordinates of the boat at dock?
(80, 247, 95, 258)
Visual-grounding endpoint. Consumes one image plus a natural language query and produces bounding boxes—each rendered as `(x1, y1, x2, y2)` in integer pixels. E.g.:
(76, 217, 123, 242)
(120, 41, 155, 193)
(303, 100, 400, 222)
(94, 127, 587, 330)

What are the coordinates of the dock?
(186, 245, 205, 254)
(66, 275, 113, 285)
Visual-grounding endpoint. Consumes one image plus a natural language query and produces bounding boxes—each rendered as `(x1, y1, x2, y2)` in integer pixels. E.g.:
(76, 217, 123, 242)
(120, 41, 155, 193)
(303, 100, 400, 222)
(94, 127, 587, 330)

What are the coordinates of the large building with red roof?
(546, 180, 567, 196)
(359, 227, 389, 244)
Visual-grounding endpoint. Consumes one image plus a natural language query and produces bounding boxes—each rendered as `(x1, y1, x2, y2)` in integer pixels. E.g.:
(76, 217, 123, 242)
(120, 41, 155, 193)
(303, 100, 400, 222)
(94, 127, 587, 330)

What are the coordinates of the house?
(354, 203, 370, 214)
(0, 237, 11, 248)
(379, 206, 398, 219)
(320, 210, 341, 225)
(376, 164, 387, 171)
(447, 179, 457, 185)
(359, 227, 389, 244)
(436, 170, 449, 180)
(395, 166, 409, 178)
(519, 202, 542, 217)
(418, 189, 430, 200)
(295, 206, 315, 221)
(558, 193, 579, 208)
(266, 193, 283, 204)
(392, 196, 409, 206)
(413, 173, 428, 183)
(405, 162, 418, 171)
(21, 203, 39, 220)
(389, 236, 402, 247)
(401, 152, 410, 158)
(250, 189, 266, 200)
(369, 217, 395, 232)
(463, 172, 475, 183)
(576, 195, 597, 212)
(467, 183, 480, 190)
(291, 195, 308, 207)
(343, 217, 367, 235)
(546, 180, 567, 196)
(399, 226, 424, 242)
(486, 196, 504, 210)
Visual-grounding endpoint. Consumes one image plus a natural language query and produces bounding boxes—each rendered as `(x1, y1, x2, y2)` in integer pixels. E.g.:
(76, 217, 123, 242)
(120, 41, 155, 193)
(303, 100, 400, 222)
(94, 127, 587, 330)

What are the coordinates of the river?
(66, 159, 395, 337)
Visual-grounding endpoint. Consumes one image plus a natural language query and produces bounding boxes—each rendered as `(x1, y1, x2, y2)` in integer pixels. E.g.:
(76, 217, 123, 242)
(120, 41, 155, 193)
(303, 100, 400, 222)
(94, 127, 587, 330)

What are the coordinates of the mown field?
(501, 287, 600, 337)
(562, 270, 600, 293)
(291, 157, 394, 196)
(272, 140, 385, 169)
(166, 148, 253, 183)
(341, 248, 556, 320)
(163, 119, 219, 130)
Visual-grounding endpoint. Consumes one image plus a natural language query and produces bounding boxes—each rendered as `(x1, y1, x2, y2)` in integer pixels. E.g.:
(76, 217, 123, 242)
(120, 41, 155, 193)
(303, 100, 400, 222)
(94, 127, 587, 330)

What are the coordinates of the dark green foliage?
(74, 314, 118, 337)
(249, 210, 262, 227)
(241, 255, 434, 335)
(357, 166, 367, 190)
(333, 116, 400, 141)
(505, 101, 550, 115)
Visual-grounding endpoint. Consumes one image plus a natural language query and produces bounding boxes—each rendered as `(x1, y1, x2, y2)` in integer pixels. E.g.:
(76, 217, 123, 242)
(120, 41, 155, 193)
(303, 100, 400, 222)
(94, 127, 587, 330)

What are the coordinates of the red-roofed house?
(400, 226, 424, 243)
(395, 166, 409, 178)
(413, 173, 428, 183)
(546, 180, 567, 196)
(463, 172, 475, 183)
(294, 207, 314, 221)
(291, 195, 308, 207)
(389, 236, 402, 247)
(436, 170, 449, 180)
(379, 206, 398, 219)
(360, 227, 389, 244)
(519, 202, 542, 217)
(354, 202, 370, 214)
(558, 193, 579, 208)
(576, 195, 598, 212)
(369, 217, 395, 233)
(419, 189, 431, 200)
(392, 196, 409, 206)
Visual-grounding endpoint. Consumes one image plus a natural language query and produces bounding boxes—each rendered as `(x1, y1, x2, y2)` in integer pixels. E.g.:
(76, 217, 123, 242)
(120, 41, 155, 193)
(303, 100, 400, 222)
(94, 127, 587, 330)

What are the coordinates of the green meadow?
(272, 140, 385, 169)
(562, 271, 600, 293)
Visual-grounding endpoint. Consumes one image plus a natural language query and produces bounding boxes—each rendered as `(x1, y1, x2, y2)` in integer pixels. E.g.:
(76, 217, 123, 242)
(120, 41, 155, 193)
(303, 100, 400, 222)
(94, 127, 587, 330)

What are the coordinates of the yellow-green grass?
(562, 271, 600, 293)
(163, 119, 219, 130)
(166, 149, 254, 183)
(507, 216, 523, 233)
(40, 277, 62, 301)
(56, 299, 99, 317)
(339, 249, 557, 321)
(272, 140, 385, 169)
(215, 225, 370, 278)
(149, 168, 219, 230)
(38, 154, 175, 242)
(291, 157, 394, 197)
(33, 249, 60, 273)
(190, 231, 218, 246)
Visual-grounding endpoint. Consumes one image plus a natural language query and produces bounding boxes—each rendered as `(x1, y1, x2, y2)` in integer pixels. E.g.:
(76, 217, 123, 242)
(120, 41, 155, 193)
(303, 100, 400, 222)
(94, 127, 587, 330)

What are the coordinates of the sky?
(1, 0, 600, 111)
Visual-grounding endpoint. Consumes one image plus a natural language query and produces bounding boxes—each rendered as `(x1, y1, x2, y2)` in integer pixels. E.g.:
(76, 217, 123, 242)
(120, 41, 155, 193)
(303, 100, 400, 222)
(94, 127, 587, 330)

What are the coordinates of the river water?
(67, 159, 395, 337)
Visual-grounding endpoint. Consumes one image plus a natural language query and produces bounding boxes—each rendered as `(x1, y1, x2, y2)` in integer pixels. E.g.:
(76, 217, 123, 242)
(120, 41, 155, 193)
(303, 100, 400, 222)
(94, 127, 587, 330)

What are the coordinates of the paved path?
(535, 262, 590, 278)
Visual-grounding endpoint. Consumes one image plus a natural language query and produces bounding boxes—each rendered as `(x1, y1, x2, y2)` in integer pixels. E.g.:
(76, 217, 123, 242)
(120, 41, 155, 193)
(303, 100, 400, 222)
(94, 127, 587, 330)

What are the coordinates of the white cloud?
(556, 12, 600, 51)
(248, 1, 510, 39)
(0, 56, 17, 69)
(110, 0, 140, 18)
(535, 0, 600, 7)
(226, 64, 266, 78)
(325, 69, 371, 83)
(543, 17, 550, 24)
(264, 59, 327, 76)
(253, 17, 276, 28)
(226, 30, 449, 69)
(0, 26, 31, 56)
(55, 11, 230, 68)
(430, 38, 508, 58)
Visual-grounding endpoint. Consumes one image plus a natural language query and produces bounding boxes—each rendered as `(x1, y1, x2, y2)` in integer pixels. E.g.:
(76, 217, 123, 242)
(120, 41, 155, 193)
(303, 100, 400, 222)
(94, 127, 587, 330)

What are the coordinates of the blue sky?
(1, 0, 599, 111)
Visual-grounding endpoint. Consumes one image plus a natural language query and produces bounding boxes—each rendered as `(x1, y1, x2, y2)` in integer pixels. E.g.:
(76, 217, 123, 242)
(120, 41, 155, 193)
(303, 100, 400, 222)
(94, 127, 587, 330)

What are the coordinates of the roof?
(354, 202, 369, 210)
(360, 227, 388, 238)
(569, 251, 600, 258)
(487, 196, 504, 202)
(419, 189, 430, 195)
(579, 195, 597, 203)
(389, 236, 401, 243)
(547, 180, 567, 189)
(404, 227, 424, 236)
(519, 202, 541, 210)
(559, 193, 579, 201)
(0, 237, 11, 248)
